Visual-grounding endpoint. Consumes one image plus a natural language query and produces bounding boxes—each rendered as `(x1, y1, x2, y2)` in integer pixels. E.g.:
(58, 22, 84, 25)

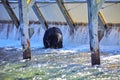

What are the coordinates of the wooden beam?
(98, 0, 106, 42)
(1, 0, 19, 28)
(56, 0, 75, 35)
(98, 10, 107, 41)
(0, 20, 120, 27)
(87, 0, 105, 66)
(36, 1, 120, 3)
(32, 2, 48, 30)
(27, 0, 31, 4)
(98, 17, 105, 42)
(18, 0, 31, 60)
(27, 0, 36, 7)
(27, 0, 36, 39)
(98, 10, 107, 27)
(0, 1, 120, 4)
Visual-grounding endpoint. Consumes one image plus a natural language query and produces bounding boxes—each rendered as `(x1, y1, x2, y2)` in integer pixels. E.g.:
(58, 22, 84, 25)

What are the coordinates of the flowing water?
(0, 23, 120, 80)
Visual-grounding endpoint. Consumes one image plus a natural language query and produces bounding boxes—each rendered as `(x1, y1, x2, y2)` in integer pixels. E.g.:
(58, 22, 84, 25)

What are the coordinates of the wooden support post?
(87, 0, 105, 66)
(56, 0, 75, 35)
(18, 0, 31, 60)
(32, 2, 48, 30)
(1, 0, 19, 28)
(98, 10, 107, 41)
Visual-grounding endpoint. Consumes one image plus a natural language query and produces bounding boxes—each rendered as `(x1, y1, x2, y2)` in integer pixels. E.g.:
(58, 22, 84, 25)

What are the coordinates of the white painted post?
(87, 0, 105, 66)
(18, 0, 31, 59)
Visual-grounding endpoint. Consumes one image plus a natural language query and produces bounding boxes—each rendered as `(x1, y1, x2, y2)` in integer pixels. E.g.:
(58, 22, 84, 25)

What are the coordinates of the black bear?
(43, 27, 63, 49)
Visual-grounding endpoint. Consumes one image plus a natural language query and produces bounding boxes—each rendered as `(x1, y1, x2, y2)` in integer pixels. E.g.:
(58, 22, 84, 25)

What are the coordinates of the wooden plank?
(87, 0, 105, 66)
(1, 0, 19, 28)
(18, 0, 31, 60)
(56, 0, 75, 35)
(32, 2, 48, 30)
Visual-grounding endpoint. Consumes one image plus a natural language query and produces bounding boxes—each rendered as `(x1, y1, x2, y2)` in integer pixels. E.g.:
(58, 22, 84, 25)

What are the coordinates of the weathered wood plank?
(1, 0, 19, 28)
(56, 0, 75, 35)
(18, 0, 31, 60)
(87, 0, 105, 66)
(32, 2, 48, 30)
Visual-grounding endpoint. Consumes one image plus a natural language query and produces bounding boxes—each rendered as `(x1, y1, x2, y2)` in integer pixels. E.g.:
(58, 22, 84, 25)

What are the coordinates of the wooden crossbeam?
(98, 10, 107, 27)
(56, 0, 75, 35)
(27, 0, 36, 39)
(32, 2, 48, 30)
(27, 0, 31, 4)
(98, 10, 107, 41)
(1, 0, 19, 28)
(87, 0, 105, 66)
(27, 0, 36, 7)
(18, 0, 31, 60)
(0, 1, 120, 3)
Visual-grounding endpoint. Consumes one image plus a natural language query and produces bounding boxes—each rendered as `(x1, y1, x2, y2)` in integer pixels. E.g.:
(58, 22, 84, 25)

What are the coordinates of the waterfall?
(0, 23, 20, 40)
(0, 23, 120, 47)
(101, 26, 120, 45)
